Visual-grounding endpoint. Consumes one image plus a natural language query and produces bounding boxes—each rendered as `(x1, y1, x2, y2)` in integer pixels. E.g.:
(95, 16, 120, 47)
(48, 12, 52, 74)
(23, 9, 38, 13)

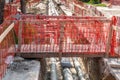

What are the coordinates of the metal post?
(50, 58, 57, 80)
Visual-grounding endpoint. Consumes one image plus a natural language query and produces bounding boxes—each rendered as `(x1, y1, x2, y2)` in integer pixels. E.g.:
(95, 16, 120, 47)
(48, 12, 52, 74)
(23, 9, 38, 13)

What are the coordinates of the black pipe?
(10, 0, 13, 2)
(0, 0, 5, 24)
(20, 0, 26, 14)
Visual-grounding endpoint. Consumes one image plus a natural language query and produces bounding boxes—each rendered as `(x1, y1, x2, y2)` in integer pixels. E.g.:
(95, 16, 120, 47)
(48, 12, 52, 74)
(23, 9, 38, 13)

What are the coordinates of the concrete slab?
(104, 58, 120, 80)
(3, 57, 40, 80)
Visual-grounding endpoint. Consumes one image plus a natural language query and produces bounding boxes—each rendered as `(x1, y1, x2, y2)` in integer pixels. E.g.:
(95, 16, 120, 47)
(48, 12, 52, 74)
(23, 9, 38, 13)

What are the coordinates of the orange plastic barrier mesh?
(73, 1, 104, 16)
(0, 15, 119, 80)
(4, 4, 17, 19)
(112, 16, 120, 56)
(16, 15, 114, 57)
(0, 22, 15, 80)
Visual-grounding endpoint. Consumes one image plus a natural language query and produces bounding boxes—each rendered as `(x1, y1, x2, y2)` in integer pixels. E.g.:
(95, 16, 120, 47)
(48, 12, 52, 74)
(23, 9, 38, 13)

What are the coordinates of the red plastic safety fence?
(0, 20, 13, 35)
(61, 0, 68, 5)
(0, 23, 15, 80)
(111, 16, 120, 56)
(27, 0, 41, 8)
(74, 4, 84, 16)
(21, 15, 106, 20)
(111, 0, 120, 5)
(17, 15, 114, 57)
(74, 0, 84, 7)
(4, 4, 17, 19)
(61, 0, 85, 16)
(57, 0, 104, 16)
(73, 1, 104, 16)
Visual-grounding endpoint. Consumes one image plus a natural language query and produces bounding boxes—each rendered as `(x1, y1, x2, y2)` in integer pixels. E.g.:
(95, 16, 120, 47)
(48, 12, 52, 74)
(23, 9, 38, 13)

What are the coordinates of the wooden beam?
(110, 64, 120, 68)
(73, 2, 86, 10)
(0, 22, 14, 43)
(106, 23, 113, 57)
(16, 52, 105, 58)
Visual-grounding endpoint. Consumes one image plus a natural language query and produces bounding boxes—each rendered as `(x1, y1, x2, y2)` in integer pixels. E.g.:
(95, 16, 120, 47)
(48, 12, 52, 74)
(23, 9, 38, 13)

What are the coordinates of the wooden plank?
(0, 22, 14, 43)
(16, 52, 105, 58)
(73, 3, 86, 10)
(110, 64, 120, 68)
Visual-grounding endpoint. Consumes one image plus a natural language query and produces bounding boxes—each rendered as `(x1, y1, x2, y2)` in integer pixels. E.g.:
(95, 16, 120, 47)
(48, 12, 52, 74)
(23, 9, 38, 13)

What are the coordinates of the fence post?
(106, 16, 117, 57)
(18, 21, 23, 53)
(59, 22, 64, 60)
(110, 16, 117, 56)
(106, 22, 113, 57)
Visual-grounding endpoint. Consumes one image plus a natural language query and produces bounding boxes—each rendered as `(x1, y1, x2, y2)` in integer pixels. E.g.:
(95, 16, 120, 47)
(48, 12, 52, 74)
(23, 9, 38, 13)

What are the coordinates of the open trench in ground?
(41, 0, 90, 80)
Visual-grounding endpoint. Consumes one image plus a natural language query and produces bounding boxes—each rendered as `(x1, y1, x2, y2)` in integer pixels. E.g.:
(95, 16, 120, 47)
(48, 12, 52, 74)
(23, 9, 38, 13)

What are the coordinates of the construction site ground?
(97, 5, 120, 18)
(3, 57, 40, 80)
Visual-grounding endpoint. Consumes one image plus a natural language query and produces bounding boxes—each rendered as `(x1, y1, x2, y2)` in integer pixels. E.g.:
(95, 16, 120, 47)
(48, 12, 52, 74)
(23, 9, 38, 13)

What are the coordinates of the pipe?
(63, 68, 73, 80)
(48, 0, 59, 16)
(48, 0, 59, 80)
(73, 58, 86, 80)
(0, 0, 5, 24)
(50, 58, 57, 80)
(20, 0, 26, 14)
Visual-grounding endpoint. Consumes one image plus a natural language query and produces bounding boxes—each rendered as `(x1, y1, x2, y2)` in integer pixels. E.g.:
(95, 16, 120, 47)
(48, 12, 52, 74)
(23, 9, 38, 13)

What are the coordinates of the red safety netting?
(26, 0, 41, 8)
(73, 0, 104, 16)
(0, 15, 119, 80)
(0, 20, 12, 34)
(74, 4, 84, 16)
(111, 0, 120, 5)
(4, 4, 17, 19)
(0, 22, 16, 80)
(112, 16, 120, 56)
(16, 15, 115, 57)
(61, 0, 104, 16)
